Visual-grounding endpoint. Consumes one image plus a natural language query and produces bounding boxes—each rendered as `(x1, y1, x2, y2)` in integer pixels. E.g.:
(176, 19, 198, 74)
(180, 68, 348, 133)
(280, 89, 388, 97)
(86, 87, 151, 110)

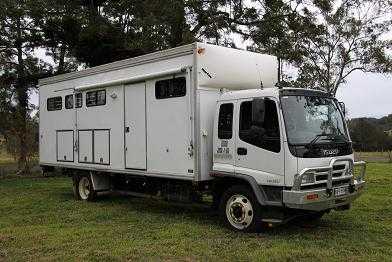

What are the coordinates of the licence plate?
(334, 187, 348, 197)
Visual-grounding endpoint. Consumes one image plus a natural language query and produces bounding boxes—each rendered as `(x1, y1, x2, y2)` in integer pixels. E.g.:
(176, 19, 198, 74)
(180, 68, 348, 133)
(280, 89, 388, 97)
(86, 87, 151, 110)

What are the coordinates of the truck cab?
(212, 87, 366, 231)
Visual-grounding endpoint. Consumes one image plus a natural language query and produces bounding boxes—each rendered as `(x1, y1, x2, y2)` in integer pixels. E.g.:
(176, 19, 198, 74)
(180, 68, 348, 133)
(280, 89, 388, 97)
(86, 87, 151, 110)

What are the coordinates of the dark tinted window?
(86, 90, 106, 107)
(75, 93, 82, 108)
(239, 98, 280, 153)
(65, 95, 73, 109)
(155, 77, 186, 99)
(218, 103, 234, 139)
(47, 97, 62, 111)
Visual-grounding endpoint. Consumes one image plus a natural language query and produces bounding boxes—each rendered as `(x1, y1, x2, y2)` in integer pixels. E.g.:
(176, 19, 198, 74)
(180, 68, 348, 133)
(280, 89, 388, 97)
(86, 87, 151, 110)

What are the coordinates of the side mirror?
(338, 101, 346, 116)
(252, 98, 265, 124)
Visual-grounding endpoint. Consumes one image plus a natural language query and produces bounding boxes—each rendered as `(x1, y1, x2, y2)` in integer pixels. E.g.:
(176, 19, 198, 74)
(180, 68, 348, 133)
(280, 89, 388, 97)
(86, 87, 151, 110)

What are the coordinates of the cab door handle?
(237, 147, 247, 155)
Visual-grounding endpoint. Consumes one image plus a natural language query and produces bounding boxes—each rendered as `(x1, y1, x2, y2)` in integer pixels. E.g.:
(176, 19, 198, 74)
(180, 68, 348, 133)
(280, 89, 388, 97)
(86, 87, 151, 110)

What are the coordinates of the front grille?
(300, 178, 351, 190)
(300, 163, 351, 190)
(333, 164, 346, 170)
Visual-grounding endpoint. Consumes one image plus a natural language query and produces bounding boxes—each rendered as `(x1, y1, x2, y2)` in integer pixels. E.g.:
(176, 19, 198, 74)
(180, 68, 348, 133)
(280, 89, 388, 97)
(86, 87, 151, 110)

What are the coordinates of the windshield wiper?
(306, 134, 334, 149)
(306, 133, 349, 149)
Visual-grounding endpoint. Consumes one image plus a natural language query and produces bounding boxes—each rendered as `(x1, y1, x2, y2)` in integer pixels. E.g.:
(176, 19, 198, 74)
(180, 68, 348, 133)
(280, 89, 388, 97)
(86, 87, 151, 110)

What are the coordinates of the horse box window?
(65, 95, 73, 109)
(47, 96, 62, 111)
(86, 90, 106, 107)
(155, 77, 186, 99)
(75, 93, 82, 108)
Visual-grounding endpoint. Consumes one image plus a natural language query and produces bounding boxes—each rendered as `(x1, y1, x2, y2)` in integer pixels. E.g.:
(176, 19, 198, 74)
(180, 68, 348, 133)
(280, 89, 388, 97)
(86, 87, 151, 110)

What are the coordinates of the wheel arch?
(210, 172, 268, 206)
(69, 169, 111, 192)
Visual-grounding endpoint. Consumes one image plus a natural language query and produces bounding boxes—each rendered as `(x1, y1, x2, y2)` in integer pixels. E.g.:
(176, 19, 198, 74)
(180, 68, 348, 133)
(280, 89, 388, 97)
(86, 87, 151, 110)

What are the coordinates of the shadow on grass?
(61, 189, 350, 236)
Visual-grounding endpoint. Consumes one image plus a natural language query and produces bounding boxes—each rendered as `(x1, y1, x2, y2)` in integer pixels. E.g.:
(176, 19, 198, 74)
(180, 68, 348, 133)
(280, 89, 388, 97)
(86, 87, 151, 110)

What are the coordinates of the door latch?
(237, 147, 247, 155)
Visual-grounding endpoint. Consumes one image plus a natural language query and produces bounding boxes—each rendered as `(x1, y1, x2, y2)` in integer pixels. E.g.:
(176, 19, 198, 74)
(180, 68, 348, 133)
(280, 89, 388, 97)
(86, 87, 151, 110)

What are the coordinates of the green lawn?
(0, 163, 391, 261)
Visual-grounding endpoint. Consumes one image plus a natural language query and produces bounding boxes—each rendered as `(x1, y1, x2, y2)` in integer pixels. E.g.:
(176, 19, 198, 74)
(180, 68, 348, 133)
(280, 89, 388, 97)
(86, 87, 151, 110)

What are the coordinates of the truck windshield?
(280, 95, 348, 145)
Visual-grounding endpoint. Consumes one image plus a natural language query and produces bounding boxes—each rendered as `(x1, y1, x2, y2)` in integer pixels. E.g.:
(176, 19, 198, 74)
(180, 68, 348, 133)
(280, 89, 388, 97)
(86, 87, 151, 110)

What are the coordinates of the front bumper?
(282, 158, 366, 211)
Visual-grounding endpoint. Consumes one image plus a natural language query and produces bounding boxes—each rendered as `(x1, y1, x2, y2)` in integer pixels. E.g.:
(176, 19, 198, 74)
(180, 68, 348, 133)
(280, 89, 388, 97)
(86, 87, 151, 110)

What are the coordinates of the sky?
(336, 71, 392, 119)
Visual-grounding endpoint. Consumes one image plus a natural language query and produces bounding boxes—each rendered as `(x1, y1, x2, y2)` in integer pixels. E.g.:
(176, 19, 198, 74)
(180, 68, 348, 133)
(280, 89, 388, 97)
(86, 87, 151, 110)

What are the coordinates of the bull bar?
(283, 158, 366, 211)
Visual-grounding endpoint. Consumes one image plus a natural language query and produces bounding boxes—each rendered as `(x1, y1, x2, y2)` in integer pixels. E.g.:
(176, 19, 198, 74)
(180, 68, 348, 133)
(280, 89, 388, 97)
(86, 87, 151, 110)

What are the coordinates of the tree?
(40, 0, 81, 73)
(242, 0, 392, 95)
(0, 0, 51, 173)
(293, 0, 392, 95)
(61, 0, 243, 67)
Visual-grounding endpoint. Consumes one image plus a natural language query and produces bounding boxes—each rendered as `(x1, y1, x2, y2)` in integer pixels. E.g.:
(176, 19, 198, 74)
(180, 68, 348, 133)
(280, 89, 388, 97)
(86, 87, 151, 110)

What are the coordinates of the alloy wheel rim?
(78, 177, 90, 200)
(225, 194, 254, 230)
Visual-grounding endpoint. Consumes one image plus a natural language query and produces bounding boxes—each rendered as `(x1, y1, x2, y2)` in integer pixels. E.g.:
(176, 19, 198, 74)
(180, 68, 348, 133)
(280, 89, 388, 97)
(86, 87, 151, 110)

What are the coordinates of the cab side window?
(218, 103, 234, 139)
(239, 98, 280, 153)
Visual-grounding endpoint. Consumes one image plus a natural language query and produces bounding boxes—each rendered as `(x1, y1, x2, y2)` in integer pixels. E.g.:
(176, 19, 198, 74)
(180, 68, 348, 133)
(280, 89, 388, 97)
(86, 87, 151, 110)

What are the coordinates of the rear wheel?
(73, 175, 96, 201)
(220, 185, 262, 232)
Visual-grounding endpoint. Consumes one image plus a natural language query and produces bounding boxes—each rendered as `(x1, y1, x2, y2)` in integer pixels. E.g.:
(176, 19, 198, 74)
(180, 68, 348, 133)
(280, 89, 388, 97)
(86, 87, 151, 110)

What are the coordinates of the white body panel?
(78, 130, 93, 163)
(124, 82, 147, 169)
(56, 130, 74, 162)
(39, 43, 279, 182)
(93, 130, 110, 165)
(145, 74, 193, 176)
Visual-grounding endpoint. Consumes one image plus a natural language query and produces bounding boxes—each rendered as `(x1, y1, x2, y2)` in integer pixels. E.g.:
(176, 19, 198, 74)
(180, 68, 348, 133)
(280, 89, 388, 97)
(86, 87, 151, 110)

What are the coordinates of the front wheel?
(73, 174, 97, 201)
(220, 185, 262, 232)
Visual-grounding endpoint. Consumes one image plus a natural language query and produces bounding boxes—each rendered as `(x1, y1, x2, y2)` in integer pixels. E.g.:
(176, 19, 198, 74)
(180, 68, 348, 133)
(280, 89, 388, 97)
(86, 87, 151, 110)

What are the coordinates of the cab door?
(234, 97, 285, 185)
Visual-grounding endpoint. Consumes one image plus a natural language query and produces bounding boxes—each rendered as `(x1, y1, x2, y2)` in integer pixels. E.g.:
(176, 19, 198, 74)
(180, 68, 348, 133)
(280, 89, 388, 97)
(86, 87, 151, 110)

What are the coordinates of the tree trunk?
(57, 44, 66, 74)
(15, 17, 29, 174)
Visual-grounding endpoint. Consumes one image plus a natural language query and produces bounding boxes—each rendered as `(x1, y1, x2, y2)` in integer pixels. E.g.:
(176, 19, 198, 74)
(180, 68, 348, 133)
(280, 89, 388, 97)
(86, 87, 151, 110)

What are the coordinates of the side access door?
(124, 82, 147, 170)
(234, 97, 285, 185)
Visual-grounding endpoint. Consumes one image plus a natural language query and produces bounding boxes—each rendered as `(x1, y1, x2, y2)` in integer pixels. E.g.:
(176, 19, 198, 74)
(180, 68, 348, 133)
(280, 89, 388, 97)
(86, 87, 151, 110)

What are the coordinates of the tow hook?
(326, 188, 333, 197)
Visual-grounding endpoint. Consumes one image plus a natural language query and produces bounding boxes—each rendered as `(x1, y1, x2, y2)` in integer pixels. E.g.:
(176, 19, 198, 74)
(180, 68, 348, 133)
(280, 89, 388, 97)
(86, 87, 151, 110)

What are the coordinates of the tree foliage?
(349, 116, 392, 152)
(0, 0, 51, 172)
(244, 0, 392, 94)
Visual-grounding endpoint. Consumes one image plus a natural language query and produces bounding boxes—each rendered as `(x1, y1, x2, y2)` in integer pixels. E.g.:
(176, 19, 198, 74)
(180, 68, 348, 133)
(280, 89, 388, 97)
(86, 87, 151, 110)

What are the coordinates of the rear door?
(124, 82, 147, 170)
(234, 97, 285, 185)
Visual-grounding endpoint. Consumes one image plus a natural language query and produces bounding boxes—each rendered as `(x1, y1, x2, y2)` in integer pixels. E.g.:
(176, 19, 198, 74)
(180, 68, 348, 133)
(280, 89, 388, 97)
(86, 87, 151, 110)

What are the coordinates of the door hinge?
(188, 141, 194, 157)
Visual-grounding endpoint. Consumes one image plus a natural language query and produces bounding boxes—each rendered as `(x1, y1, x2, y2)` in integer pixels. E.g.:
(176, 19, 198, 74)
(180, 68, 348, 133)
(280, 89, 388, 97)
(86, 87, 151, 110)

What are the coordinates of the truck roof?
(39, 43, 279, 91)
(218, 87, 331, 101)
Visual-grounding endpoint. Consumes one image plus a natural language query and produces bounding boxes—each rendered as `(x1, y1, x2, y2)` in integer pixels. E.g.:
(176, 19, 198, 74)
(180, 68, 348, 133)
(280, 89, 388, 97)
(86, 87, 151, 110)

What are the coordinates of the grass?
(0, 163, 391, 261)
(0, 149, 14, 167)
(355, 151, 392, 163)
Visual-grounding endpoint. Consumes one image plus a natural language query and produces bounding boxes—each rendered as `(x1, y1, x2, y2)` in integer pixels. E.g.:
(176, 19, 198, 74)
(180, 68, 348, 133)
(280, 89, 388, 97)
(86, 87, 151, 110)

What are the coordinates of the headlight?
(301, 173, 315, 184)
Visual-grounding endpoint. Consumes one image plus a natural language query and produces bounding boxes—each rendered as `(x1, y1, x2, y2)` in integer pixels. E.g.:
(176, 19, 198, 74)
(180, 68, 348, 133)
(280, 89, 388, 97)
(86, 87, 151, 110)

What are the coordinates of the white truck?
(39, 43, 366, 232)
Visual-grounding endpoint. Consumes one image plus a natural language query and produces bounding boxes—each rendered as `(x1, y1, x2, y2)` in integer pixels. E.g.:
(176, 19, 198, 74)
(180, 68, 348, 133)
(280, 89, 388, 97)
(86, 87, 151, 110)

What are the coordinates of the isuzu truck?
(39, 43, 366, 232)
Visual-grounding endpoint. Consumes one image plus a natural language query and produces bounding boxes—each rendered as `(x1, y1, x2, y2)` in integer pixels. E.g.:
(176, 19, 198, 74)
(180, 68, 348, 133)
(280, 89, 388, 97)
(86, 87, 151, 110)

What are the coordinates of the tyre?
(73, 174, 97, 201)
(219, 185, 262, 232)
